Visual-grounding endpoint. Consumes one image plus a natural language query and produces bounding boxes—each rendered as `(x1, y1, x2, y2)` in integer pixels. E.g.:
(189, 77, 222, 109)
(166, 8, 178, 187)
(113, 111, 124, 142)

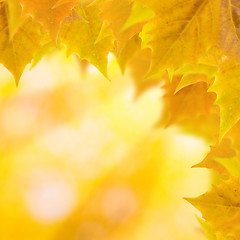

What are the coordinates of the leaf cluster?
(2, 0, 240, 239)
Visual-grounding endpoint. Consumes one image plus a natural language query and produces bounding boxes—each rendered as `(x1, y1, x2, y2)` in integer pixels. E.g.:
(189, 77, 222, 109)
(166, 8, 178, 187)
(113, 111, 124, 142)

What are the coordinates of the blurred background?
(0, 51, 211, 240)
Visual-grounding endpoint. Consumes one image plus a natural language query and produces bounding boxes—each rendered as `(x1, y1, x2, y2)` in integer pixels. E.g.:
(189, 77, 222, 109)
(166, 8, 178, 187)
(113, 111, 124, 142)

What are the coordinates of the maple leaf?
(30, 25, 58, 69)
(100, 0, 144, 55)
(144, 0, 221, 77)
(30, 41, 57, 69)
(6, 0, 22, 38)
(176, 114, 220, 143)
(193, 138, 237, 176)
(117, 34, 141, 74)
(0, 2, 41, 84)
(226, 121, 240, 152)
(134, 0, 159, 12)
(218, 0, 240, 62)
(128, 47, 163, 98)
(174, 64, 217, 93)
(60, 1, 113, 78)
(209, 59, 240, 141)
(139, 21, 152, 49)
(2, 0, 240, 238)
(186, 177, 240, 240)
(121, 1, 154, 32)
(197, 216, 217, 240)
(19, 0, 79, 41)
(195, 119, 240, 178)
(161, 76, 216, 127)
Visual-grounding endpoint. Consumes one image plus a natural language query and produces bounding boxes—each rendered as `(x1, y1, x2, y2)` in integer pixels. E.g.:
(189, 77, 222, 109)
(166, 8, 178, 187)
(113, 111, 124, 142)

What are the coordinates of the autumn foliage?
(1, 0, 240, 239)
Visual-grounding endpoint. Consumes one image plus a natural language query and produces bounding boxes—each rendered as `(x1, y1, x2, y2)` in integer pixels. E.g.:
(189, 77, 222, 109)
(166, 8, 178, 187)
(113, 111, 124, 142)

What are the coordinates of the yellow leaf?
(196, 216, 217, 240)
(225, 120, 240, 152)
(121, 1, 154, 32)
(174, 64, 217, 93)
(218, 0, 240, 62)
(100, 0, 144, 55)
(195, 119, 240, 177)
(128, 48, 163, 97)
(167, 68, 174, 83)
(94, 20, 113, 44)
(7, 0, 22, 38)
(134, 0, 159, 12)
(19, 0, 79, 41)
(30, 41, 57, 69)
(30, 27, 58, 69)
(80, 0, 95, 5)
(146, 0, 221, 77)
(175, 114, 219, 144)
(0, 2, 41, 84)
(139, 21, 152, 49)
(209, 59, 240, 141)
(215, 157, 240, 177)
(117, 34, 141, 74)
(186, 177, 240, 240)
(162, 77, 216, 127)
(60, 2, 114, 79)
(199, 46, 224, 67)
(193, 138, 237, 176)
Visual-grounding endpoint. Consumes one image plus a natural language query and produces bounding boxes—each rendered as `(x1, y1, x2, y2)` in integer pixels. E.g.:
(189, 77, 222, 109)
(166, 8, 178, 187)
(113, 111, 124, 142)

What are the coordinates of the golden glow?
(0, 52, 210, 240)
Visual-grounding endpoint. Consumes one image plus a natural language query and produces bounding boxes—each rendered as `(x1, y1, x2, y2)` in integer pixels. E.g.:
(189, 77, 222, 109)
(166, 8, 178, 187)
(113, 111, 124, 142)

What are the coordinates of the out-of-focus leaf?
(128, 48, 163, 97)
(161, 77, 216, 127)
